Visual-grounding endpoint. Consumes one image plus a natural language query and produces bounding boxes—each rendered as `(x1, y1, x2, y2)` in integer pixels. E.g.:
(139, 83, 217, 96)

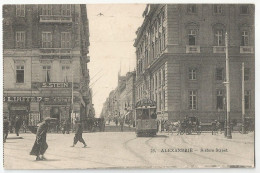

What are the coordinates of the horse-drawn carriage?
(178, 116, 201, 135)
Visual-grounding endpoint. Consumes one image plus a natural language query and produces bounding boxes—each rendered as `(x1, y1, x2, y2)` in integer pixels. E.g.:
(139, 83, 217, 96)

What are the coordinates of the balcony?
(39, 15, 72, 23)
(240, 46, 254, 54)
(213, 46, 226, 53)
(39, 48, 72, 58)
(186, 45, 200, 53)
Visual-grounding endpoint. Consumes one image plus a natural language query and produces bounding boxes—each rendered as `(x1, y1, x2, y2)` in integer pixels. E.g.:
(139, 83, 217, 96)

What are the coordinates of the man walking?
(71, 120, 87, 148)
(3, 116, 9, 143)
(30, 118, 52, 161)
(14, 116, 22, 136)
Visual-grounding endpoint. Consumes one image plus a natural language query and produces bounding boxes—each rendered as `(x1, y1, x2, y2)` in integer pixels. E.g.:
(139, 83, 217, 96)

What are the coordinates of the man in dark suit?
(71, 120, 87, 148)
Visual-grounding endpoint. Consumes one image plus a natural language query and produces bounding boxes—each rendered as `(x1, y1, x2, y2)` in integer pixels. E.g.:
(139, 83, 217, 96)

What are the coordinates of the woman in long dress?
(30, 118, 52, 161)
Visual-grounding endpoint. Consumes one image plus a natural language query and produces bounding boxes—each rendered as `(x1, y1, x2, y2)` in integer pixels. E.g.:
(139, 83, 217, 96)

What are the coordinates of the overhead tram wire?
(89, 74, 103, 88)
(90, 69, 103, 81)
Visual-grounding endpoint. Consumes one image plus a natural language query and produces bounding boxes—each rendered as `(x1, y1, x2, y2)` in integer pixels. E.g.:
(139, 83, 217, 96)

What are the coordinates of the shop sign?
(32, 82, 79, 89)
(3, 96, 43, 102)
(4, 96, 79, 104)
(43, 97, 71, 105)
(42, 82, 70, 88)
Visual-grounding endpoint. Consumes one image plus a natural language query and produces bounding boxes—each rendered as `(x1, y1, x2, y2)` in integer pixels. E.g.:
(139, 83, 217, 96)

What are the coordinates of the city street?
(4, 131, 254, 169)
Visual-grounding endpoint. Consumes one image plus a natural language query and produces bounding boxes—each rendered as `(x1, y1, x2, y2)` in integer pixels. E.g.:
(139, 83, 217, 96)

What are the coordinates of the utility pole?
(225, 32, 232, 139)
(71, 66, 74, 131)
(241, 62, 246, 134)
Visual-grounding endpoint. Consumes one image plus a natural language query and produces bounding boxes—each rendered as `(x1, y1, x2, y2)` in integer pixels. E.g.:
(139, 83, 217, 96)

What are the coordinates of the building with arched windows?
(134, 4, 254, 123)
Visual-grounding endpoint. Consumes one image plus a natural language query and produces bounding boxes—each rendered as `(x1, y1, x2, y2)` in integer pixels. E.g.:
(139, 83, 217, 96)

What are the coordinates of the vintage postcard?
(2, 3, 255, 169)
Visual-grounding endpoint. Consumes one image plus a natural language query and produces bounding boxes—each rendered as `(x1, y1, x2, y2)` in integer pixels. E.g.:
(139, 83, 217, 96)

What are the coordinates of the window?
(213, 5, 222, 14)
(16, 32, 25, 48)
(162, 27, 166, 50)
(215, 30, 224, 46)
(162, 69, 165, 86)
(62, 66, 70, 82)
(187, 5, 197, 14)
(188, 30, 196, 45)
(61, 4, 71, 16)
(189, 90, 197, 110)
(189, 68, 197, 80)
(42, 32, 52, 48)
(42, 5, 52, 15)
(216, 68, 224, 80)
(241, 31, 249, 46)
(216, 90, 224, 110)
(162, 10, 165, 21)
(16, 5, 25, 17)
(42, 66, 51, 82)
(240, 5, 249, 14)
(61, 32, 71, 48)
(244, 68, 250, 81)
(245, 91, 251, 109)
(151, 42, 155, 59)
(16, 65, 24, 83)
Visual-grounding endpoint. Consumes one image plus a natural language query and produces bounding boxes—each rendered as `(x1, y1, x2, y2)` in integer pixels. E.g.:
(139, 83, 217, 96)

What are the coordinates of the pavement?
(3, 131, 254, 169)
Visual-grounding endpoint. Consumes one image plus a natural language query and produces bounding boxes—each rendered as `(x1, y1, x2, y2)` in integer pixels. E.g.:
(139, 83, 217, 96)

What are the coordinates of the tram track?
(122, 137, 152, 166)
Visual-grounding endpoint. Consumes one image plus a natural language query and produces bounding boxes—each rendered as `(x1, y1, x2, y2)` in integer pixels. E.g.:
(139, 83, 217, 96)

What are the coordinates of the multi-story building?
(101, 71, 136, 124)
(134, 4, 254, 123)
(3, 4, 90, 126)
(124, 71, 136, 124)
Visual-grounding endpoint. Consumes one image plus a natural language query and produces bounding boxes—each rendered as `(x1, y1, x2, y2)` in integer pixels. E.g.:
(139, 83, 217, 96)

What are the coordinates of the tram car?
(135, 98, 157, 137)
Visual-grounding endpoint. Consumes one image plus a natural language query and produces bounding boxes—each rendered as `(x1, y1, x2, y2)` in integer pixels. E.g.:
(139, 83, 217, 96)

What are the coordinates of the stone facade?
(3, 5, 91, 126)
(134, 4, 254, 122)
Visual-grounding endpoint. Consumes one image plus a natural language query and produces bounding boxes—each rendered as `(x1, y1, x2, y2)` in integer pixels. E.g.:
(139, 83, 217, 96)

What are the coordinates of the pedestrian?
(3, 116, 9, 143)
(30, 117, 53, 161)
(14, 116, 22, 136)
(211, 120, 217, 135)
(115, 118, 118, 126)
(120, 118, 124, 132)
(66, 118, 70, 134)
(22, 119, 27, 133)
(71, 120, 87, 148)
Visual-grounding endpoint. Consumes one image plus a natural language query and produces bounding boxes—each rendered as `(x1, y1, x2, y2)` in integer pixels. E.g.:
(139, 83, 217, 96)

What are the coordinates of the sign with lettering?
(42, 82, 70, 88)
(4, 96, 80, 104)
(3, 96, 43, 102)
(32, 82, 79, 89)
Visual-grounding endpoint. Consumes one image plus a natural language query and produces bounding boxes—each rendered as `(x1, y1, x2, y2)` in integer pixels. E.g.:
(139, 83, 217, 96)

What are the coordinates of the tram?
(135, 98, 157, 137)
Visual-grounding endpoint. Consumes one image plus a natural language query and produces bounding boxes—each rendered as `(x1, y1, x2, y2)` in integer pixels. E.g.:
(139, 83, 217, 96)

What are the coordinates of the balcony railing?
(213, 46, 226, 53)
(240, 46, 254, 54)
(186, 45, 200, 53)
(39, 48, 72, 57)
(40, 15, 72, 23)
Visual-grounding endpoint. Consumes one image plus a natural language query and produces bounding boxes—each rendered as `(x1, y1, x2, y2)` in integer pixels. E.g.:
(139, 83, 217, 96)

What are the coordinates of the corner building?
(134, 4, 254, 123)
(3, 5, 90, 126)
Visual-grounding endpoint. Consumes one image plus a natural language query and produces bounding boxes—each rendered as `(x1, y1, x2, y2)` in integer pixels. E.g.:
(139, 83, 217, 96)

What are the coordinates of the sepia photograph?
(2, 1, 255, 170)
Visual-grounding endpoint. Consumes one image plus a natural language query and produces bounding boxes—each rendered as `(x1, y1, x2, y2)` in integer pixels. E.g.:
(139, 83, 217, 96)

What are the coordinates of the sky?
(87, 4, 146, 117)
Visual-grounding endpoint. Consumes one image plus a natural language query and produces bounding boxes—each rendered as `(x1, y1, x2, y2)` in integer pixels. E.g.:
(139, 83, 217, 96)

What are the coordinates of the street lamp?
(225, 32, 232, 139)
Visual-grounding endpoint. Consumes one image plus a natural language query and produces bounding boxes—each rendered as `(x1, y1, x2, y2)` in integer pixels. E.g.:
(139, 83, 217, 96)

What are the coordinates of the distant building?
(134, 4, 254, 123)
(101, 71, 136, 124)
(3, 5, 90, 126)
